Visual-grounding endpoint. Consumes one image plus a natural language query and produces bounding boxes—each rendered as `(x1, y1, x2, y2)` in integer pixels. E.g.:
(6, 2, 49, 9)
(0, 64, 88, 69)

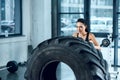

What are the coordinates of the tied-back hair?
(76, 18, 89, 32)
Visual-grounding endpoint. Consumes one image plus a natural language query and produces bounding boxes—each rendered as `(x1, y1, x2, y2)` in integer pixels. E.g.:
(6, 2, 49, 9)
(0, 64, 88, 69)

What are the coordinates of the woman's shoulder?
(89, 32, 95, 36)
(72, 32, 78, 37)
(88, 32, 96, 39)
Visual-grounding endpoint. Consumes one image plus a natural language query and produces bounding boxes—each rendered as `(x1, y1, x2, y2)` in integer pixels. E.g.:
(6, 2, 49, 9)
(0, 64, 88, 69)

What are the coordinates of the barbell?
(0, 61, 18, 73)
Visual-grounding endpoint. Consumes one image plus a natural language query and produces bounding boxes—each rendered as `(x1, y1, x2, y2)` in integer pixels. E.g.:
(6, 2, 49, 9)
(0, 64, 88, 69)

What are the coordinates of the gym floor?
(0, 65, 26, 80)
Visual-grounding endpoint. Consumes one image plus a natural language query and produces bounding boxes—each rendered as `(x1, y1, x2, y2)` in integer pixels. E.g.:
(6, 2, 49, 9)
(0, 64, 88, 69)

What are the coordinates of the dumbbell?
(0, 61, 18, 73)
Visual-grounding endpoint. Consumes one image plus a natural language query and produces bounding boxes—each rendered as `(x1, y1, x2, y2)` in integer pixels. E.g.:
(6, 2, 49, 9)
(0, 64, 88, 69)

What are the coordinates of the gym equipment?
(25, 36, 110, 80)
(0, 61, 18, 73)
(100, 38, 110, 47)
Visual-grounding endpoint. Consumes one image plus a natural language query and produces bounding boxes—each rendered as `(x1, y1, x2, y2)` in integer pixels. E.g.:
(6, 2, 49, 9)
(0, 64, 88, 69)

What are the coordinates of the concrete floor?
(0, 66, 26, 80)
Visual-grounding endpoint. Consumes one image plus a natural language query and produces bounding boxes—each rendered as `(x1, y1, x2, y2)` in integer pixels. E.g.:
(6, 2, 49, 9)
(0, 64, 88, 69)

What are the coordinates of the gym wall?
(0, 0, 52, 66)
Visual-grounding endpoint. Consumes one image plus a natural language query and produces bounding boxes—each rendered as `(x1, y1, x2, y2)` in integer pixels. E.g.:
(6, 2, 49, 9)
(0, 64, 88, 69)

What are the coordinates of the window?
(90, 0, 113, 37)
(59, 0, 85, 36)
(0, 0, 22, 37)
(90, 17, 112, 33)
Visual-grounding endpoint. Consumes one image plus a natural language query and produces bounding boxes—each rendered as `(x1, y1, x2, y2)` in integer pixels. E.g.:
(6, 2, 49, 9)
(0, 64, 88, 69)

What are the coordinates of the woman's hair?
(76, 18, 89, 32)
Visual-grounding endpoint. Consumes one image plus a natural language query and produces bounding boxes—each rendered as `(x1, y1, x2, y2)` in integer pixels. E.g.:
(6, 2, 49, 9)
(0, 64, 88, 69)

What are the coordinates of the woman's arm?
(89, 33, 101, 50)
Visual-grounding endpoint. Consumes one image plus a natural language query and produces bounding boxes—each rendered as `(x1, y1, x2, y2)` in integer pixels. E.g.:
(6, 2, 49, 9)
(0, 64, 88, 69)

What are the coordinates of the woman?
(72, 18, 101, 50)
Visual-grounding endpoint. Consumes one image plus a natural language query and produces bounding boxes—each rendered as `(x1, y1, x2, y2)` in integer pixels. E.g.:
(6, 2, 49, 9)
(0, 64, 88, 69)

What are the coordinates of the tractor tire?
(24, 36, 109, 80)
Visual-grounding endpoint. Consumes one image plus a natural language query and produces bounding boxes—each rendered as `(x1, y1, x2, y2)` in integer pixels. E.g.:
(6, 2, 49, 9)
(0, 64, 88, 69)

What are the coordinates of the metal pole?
(113, 0, 119, 71)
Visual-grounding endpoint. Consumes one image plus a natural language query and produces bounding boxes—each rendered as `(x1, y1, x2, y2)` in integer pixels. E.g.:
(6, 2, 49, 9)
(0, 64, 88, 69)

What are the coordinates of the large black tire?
(24, 36, 109, 80)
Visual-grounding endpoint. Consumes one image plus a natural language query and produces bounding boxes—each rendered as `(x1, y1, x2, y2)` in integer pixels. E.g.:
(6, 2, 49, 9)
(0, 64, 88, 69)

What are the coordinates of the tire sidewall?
(30, 46, 93, 80)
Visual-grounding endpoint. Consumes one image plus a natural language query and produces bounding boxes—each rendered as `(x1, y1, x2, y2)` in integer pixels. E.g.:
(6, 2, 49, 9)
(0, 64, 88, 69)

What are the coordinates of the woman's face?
(76, 22, 86, 33)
